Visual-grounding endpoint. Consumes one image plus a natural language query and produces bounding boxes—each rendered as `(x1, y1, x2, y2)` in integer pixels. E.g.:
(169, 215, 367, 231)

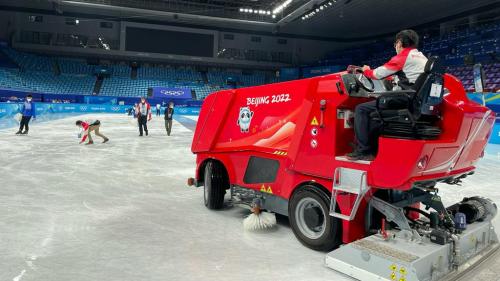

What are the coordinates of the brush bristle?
(243, 211, 277, 231)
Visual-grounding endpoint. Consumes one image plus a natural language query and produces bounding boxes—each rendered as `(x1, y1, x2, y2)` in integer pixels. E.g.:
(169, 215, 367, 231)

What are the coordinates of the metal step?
(330, 167, 370, 221)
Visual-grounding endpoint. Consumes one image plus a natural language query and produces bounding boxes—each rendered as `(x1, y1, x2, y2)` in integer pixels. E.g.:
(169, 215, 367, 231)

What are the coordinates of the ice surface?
(0, 113, 499, 281)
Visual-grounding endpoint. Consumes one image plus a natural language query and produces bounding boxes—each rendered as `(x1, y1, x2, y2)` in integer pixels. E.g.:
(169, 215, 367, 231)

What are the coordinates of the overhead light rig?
(301, 0, 337, 21)
(239, 0, 293, 19)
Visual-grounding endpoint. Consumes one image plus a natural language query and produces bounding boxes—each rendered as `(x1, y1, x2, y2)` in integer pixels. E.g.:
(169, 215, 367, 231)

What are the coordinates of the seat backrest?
(412, 56, 445, 117)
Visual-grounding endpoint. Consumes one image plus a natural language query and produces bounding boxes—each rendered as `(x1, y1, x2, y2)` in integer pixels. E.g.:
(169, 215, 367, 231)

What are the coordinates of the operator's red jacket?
(364, 47, 428, 86)
(136, 102, 152, 120)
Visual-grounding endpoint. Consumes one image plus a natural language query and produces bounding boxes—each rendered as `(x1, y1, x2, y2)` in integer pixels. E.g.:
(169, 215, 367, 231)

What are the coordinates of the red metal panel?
(191, 90, 235, 152)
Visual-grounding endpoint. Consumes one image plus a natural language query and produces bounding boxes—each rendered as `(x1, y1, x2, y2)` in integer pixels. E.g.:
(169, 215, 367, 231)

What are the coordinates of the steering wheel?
(346, 65, 375, 92)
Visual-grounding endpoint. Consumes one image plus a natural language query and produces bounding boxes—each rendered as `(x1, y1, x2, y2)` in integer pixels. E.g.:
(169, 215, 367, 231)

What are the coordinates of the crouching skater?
(76, 120, 109, 145)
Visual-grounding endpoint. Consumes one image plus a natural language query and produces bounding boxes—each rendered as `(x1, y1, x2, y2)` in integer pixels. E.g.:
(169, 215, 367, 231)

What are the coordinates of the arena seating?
(319, 22, 500, 92)
(446, 63, 500, 92)
(207, 69, 266, 87)
(193, 85, 224, 100)
(100, 77, 203, 97)
(2, 47, 54, 72)
(1, 21, 498, 101)
(108, 64, 131, 77)
(137, 64, 203, 82)
(0, 67, 95, 94)
(324, 22, 499, 69)
(0, 45, 277, 99)
(59, 58, 95, 74)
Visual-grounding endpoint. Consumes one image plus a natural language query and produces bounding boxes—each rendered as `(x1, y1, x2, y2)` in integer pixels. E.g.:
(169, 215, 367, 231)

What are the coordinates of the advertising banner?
(151, 87, 192, 100)
(84, 96, 119, 105)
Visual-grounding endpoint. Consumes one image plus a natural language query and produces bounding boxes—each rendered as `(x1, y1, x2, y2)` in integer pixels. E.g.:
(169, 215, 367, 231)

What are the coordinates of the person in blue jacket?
(16, 94, 36, 135)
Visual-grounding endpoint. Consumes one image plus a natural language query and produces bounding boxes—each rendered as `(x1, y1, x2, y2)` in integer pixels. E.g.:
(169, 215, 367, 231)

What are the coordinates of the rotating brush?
(243, 198, 277, 231)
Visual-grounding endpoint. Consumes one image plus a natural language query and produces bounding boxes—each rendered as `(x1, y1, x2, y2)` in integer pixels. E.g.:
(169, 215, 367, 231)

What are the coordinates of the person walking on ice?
(164, 101, 174, 136)
(136, 97, 151, 136)
(16, 94, 36, 135)
(76, 120, 109, 145)
(156, 103, 161, 116)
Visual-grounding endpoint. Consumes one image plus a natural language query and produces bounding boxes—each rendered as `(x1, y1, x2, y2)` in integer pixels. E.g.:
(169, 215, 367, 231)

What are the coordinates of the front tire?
(203, 161, 228, 209)
(289, 186, 341, 251)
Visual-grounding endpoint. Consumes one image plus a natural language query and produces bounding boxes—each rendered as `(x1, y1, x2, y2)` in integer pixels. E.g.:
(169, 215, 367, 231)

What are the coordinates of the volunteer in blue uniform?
(16, 94, 36, 135)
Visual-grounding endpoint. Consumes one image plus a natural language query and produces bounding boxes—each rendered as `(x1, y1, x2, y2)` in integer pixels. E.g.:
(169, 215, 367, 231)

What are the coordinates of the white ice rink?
(1, 113, 500, 281)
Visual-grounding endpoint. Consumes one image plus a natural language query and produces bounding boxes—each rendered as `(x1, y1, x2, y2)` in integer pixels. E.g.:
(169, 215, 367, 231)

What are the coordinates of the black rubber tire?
(289, 186, 341, 251)
(203, 161, 228, 210)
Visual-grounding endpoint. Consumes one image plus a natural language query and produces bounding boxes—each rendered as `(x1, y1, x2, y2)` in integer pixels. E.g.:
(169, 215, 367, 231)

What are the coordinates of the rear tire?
(289, 186, 341, 251)
(203, 161, 228, 210)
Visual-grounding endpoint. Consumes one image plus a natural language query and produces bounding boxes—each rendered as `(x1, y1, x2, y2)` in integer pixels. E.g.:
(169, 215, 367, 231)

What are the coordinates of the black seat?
(371, 56, 445, 139)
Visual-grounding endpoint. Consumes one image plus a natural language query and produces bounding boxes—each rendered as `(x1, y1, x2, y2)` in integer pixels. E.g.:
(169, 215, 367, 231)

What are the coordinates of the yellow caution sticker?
(259, 185, 273, 194)
(266, 186, 273, 194)
(273, 151, 288, 156)
(311, 116, 319, 126)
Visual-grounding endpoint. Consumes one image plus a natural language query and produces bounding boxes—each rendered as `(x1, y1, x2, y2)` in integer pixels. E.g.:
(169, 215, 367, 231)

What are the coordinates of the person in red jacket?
(136, 97, 152, 136)
(76, 119, 109, 145)
(347, 29, 428, 161)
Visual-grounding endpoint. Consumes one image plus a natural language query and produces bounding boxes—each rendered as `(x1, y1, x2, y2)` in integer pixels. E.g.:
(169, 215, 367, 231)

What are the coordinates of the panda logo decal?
(237, 106, 254, 133)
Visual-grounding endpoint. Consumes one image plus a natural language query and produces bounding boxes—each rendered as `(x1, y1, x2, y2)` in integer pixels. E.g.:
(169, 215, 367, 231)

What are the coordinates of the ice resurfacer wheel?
(289, 186, 341, 251)
(203, 161, 228, 209)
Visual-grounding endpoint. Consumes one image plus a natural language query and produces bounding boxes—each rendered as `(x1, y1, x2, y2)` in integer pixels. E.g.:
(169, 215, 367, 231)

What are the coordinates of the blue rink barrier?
(0, 102, 200, 129)
(491, 122, 500, 144)
(467, 93, 500, 113)
(0, 88, 204, 107)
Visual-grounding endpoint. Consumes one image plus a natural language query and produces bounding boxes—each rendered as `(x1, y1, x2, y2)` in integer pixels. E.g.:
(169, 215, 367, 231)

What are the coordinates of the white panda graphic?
(237, 106, 254, 133)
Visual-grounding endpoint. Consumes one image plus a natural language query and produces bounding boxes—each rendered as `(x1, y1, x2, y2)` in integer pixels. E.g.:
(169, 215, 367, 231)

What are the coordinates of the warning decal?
(311, 116, 319, 126)
(260, 185, 273, 194)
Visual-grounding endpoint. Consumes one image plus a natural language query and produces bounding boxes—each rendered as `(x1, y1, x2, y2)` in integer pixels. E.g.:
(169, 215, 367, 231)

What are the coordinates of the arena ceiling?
(65, 0, 310, 21)
(1, 0, 499, 40)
